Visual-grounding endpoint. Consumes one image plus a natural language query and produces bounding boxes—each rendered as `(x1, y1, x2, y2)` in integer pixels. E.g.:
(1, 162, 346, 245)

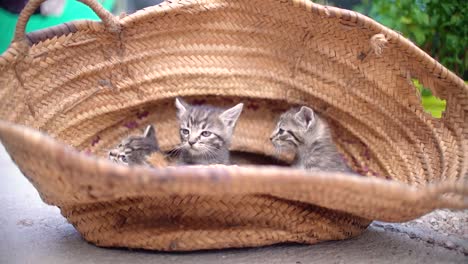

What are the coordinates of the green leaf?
(413, 29, 426, 44)
(400, 16, 412, 24)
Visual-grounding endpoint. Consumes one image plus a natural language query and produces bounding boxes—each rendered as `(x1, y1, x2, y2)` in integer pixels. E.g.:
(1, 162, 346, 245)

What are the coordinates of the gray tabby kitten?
(108, 125, 159, 166)
(270, 106, 351, 172)
(174, 98, 244, 165)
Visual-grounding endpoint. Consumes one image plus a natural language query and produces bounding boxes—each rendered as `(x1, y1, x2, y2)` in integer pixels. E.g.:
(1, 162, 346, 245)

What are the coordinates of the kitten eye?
(180, 128, 190, 135)
(119, 155, 127, 163)
(278, 128, 284, 134)
(201, 131, 212, 137)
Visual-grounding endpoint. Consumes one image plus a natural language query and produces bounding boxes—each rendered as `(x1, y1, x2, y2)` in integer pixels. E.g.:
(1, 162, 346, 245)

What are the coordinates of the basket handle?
(13, 0, 120, 44)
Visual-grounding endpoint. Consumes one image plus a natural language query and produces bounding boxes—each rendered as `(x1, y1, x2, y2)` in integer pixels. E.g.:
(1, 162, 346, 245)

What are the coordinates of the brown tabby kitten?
(270, 106, 351, 172)
(174, 98, 244, 165)
(108, 125, 160, 166)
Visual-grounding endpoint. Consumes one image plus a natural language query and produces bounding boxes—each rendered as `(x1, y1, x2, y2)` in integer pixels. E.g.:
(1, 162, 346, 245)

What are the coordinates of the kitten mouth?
(272, 140, 294, 150)
(271, 139, 281, 147)
(186, 145, 199, 153)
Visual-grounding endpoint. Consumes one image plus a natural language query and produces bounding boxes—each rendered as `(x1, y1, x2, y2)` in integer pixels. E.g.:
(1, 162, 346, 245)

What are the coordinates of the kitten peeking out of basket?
(173, 98, 244, 165)
(108, 125, 161, 166)
(270, 106, 351, 172)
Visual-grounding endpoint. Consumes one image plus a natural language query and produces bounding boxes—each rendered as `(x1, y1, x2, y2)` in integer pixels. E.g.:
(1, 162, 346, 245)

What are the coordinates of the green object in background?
(354, 0, 467, 79)
(353, 0, 464, 118)
(0, 0, 115, 54)
(412, 79, 446, 118)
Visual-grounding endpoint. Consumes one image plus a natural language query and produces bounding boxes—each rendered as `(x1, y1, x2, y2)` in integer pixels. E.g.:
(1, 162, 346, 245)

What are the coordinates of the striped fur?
(174, 98, 243, 165)
(270, 106, 351, 172)
(108, 125, 160, 166)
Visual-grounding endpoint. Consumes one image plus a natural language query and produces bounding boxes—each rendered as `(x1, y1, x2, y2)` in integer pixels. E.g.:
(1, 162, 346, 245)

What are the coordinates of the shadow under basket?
(0, 0, 467, 251)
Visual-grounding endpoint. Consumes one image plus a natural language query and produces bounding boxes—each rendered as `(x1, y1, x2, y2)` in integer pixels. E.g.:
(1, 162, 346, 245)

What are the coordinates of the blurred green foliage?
(353, 0, 467, 118)
(412, 79, 446, 118)
(354, 0, 467, 79)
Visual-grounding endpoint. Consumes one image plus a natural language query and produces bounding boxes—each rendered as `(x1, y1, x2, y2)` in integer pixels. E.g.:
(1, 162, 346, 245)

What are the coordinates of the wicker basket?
(0, 0, 466, 251)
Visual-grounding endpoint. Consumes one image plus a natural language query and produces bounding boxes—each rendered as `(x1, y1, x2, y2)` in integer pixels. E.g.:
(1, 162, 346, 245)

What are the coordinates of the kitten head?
(175, 98, 243, 157)
(108, 125, 159, 165)
(270, 106, 317, 151)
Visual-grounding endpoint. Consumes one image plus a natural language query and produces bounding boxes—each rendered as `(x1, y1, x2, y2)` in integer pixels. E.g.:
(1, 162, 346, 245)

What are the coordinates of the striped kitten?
(174, 98, 244, 165)
(270, 106, 351, 172)
(108, 125, 160, 166)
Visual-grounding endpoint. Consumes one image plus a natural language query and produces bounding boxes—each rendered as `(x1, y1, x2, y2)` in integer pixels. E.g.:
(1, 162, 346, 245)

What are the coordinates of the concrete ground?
(0, 144, 466, 264)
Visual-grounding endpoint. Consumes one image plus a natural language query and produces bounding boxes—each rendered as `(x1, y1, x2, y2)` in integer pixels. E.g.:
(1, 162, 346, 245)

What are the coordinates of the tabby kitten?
(174, 98, 244, 165)
(270, 106, 351, 172)
(108, 125, 160, 166)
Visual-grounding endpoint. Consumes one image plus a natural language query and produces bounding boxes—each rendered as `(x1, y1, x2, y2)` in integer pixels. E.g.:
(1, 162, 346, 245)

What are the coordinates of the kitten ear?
(143, 125, 156, 140)
(175, 97, 189, 119)
(294, 106, 315, 128)
(219, 103, 244, 129)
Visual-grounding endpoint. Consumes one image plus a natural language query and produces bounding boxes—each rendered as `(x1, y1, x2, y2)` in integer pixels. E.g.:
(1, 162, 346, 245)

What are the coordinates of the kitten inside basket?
(108, 98, 351, 172)
(109, 98, 243, 167)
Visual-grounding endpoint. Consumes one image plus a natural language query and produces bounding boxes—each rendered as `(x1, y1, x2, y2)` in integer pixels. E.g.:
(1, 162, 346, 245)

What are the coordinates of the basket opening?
(230, 151, 290, 166)
(72, 96, 382, 177)
(161, 151, 290, 167)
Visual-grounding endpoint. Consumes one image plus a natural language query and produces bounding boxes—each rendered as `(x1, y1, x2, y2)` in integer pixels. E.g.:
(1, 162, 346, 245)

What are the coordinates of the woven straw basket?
(0, 0, 467, 251)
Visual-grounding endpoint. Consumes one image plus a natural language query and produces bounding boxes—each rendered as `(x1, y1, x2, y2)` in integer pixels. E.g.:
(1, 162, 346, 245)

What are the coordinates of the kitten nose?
(188, 140, 196, 146)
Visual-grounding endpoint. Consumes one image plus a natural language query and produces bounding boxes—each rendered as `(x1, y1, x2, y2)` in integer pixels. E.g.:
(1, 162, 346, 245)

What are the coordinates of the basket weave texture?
(0, 0, 467, 251)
